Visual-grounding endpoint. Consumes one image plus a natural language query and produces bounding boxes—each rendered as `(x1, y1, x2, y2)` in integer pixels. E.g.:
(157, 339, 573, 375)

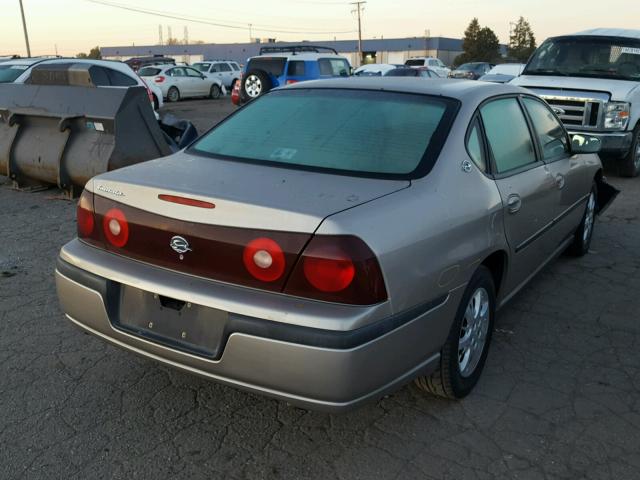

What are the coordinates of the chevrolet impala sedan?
(56, 79, 616, 411)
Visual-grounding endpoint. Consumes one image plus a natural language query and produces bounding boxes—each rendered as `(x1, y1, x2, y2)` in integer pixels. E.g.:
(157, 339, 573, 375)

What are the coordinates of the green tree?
(455, 19, 501, 66)
(508, 17, 536, 62)
(76, 46, 101, 59)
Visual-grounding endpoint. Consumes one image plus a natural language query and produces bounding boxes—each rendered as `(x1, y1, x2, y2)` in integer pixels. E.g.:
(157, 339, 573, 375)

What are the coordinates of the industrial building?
(101, 36, 472, 67)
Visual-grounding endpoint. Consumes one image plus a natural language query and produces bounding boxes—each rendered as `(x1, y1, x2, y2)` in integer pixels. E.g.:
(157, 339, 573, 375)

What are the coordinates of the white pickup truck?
(512, 29, 640, 176)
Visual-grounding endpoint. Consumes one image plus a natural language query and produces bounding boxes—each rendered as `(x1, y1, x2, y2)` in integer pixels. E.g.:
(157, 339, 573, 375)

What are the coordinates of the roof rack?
(259, 45, 339, 55)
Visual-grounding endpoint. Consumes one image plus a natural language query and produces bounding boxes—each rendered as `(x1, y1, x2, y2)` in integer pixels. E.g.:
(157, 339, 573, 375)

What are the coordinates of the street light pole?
(18, 0, 31, 57)
(350, 1, 366, 67)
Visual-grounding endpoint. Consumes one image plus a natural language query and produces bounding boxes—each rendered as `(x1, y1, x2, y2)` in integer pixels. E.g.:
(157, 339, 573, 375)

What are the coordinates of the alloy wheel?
(583, 191, 596, 244)
(458, 287, 490, 378)
(245, 75, 263, 97)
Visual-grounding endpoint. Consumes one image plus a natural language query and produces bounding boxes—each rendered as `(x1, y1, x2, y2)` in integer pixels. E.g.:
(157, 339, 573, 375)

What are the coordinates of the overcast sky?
(2, 0, 639, 57)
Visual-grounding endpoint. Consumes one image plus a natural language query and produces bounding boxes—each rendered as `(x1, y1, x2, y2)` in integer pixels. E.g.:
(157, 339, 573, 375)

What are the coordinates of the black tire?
(241, 69, 272, 101)
(566, 183, 597, 257)
(415, 266, 496, 399)
(619, 123, 640, 177)
(167, 86, 180, 103)
(209, 84, 222, 100)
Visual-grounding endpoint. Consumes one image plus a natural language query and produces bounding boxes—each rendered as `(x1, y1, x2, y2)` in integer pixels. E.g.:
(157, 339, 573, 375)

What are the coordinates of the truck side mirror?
(571, 134, 601, 154)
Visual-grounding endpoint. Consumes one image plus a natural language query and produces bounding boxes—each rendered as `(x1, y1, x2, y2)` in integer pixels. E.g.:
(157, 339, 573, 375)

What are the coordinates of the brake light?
(243, 237, 286, 282)
(102, 208, 129, 248)
(285, 235, 387, 305)
(286, 80, 298, 85)
(155, 76, 165, 83)
(77, 189, 95, 238)
(158, 194, 215, 209)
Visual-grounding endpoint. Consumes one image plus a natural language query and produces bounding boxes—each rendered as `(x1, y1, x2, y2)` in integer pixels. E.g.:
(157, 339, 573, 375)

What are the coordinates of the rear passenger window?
(466, 121, 486, 172)
(522, 97, 569, 160)
(106, 69, 137, 86)
(88, 66, 110, 86)
(287, 61, 306, 76)
(318, 59, 350, 76)
(480, 98, 537, 174)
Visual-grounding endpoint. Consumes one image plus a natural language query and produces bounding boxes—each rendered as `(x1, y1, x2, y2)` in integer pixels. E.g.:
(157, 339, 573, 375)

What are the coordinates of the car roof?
(0, 57, 50, 67)
(250, 53, 347, 61)
(570, 28, 640, 40)
(284, 77, 527, 102)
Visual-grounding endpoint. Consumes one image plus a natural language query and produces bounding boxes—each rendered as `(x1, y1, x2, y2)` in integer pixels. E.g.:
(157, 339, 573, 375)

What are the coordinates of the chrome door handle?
(507, 194, 522, 214)
(555, 174, 566, 189)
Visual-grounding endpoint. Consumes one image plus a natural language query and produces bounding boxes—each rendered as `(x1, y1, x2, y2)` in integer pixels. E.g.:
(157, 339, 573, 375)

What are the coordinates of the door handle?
(507, 194, 522, 214)
(555, 174, 566, 189)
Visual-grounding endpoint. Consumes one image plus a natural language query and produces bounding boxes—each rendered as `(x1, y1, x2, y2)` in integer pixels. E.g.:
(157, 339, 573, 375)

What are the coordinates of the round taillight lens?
(243, 237, 285, 282)
(77, 203, 94, 238)
(303, 249, 355, 292)
(102, 208, 129, 247)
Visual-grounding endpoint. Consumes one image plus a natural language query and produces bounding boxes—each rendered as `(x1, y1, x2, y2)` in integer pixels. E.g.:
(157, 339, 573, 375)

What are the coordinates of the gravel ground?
(1, 99, 639, 479)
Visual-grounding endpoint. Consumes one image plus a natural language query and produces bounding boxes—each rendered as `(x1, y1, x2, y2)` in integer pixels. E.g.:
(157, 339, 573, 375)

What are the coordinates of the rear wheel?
(209, 84, 221, 100)
(415, 266, 495, 399)
(566, 184, 597, 257)
(620, 124, 640, 177)
(167, 86, 180, 103)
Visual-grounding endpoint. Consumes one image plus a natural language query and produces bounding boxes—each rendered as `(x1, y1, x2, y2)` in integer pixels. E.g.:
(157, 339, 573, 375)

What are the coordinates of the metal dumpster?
(0, 64, 173, 196)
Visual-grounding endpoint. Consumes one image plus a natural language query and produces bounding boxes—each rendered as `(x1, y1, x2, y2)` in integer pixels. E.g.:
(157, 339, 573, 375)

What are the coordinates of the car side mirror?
(571, 134, 601, 154)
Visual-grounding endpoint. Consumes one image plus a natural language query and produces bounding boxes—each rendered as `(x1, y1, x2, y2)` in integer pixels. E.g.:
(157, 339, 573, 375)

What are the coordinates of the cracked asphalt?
(1, 100, 640, 479)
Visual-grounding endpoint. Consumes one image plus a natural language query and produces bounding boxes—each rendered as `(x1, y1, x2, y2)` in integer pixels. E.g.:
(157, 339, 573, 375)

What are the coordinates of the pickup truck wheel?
(167, 87, 180, 103)
(209, 84, 221, 100)
(620, 124, 640, 177)
(566, 184, 597, 257)
(415, 266, 495, 399)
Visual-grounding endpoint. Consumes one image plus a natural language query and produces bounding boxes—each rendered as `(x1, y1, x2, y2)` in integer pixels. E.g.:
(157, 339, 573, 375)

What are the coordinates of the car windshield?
(138, 67, 161, 76)
(524, 36, 640, 80)
(405, 59, 424, 67)
(0, 64, 29, 83)
(191, 89, 456, 177)
(192, 63, 210, 72)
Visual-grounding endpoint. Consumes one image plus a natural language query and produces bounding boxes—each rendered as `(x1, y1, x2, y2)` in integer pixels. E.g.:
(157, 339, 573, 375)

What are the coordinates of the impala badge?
(170, 236, 192, 258)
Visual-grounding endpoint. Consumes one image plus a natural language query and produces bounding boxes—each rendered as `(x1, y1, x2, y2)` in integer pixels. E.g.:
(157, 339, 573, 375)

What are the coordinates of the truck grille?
(541, 96, 602, 129)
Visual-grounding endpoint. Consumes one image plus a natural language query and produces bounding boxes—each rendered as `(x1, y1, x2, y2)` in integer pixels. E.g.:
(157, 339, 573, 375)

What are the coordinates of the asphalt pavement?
(0, 97, 639, 479)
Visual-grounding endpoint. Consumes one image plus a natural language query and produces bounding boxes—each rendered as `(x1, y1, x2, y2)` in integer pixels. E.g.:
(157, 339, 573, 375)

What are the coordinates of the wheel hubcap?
(245, 75, 262, 97)
(583, 192, 596, 244)
(634, 140, 640, 169)
(458, 287, 490, 378)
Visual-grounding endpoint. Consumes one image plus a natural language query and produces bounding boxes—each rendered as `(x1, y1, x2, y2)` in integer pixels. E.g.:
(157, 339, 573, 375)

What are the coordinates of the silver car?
(55, 79, 615, 412)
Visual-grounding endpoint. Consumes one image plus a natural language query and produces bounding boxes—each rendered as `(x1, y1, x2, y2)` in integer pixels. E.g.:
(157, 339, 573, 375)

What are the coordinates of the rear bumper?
(568, 130, 633, 157)
(55, 240, 462, 412)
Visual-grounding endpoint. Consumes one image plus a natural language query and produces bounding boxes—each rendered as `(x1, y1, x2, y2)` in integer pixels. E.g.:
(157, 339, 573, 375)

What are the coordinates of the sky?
(2, 0, 640, 57)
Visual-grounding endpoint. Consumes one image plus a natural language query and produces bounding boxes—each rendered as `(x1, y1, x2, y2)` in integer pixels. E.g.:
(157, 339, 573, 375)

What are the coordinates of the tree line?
(454, 16, 537, 66)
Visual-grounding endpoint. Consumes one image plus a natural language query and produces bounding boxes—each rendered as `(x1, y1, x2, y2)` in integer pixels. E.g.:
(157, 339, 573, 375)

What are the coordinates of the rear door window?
(186, 67, 202, 77)
(170, 68, 186, 77)
(318, 58, 350, 76)
(466, 120, 487, 172)
(230, 63, 240, 71)
(88, 66, 110, 86)
(139, 67, 161, 76)
(480, 98, 537, 174)
(287, 61, 306, 76)
(219, 63, 232, 72)
(106, 68, 137, 86)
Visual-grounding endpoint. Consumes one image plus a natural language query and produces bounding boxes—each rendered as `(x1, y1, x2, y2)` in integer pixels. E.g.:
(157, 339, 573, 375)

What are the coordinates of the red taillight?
(155, 75, 165, 83)
(243, 237, 286, 282)
(77, 189, 95, 238)
(102, 208, 129, 248)
(285, 235, 387, 305)
(158, 194, 215, 209)
(286, 80, 298, 85)
(303, 247, 355, 292)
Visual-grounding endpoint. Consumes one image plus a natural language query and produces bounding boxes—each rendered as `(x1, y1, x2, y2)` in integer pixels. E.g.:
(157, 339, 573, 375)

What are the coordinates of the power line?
(84, 0, 357, 36)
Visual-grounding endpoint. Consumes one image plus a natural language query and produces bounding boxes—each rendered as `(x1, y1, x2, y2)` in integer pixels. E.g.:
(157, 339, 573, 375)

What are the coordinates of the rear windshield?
(246, 57, 287, 76)
(191, 89, 457, 178)
(0, 64, 28, 83)
(405, 59, 424, 67)
(139, 67, 161, 76)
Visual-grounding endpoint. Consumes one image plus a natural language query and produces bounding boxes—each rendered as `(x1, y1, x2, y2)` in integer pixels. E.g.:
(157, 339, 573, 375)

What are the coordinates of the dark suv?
(232, 46, 351, 105)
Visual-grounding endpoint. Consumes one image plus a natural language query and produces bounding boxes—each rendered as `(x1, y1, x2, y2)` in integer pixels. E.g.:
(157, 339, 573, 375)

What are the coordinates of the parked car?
(385, 66, 441, 78)
(405, 57, 450, 77)
(139, 65, 225, 102)
(125, 56, 176, 72)
(450, 62, 494, 80)
(56, 78, 616, 412)
(353, 63, 398, 76)
(479, 63, 525, 83)
(234, 45, 351, 105)
(5, 57, 163, 111)
(192, 60, 241, 89)
(512, 28, 640, 177)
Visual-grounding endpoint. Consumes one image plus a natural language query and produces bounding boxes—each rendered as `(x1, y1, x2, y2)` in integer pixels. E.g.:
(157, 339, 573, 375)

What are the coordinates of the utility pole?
(18, 0, 31, 57)
(249, 23, 253, 42)
(350, 1, 366, 66)
(159, 25, 163, 45)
